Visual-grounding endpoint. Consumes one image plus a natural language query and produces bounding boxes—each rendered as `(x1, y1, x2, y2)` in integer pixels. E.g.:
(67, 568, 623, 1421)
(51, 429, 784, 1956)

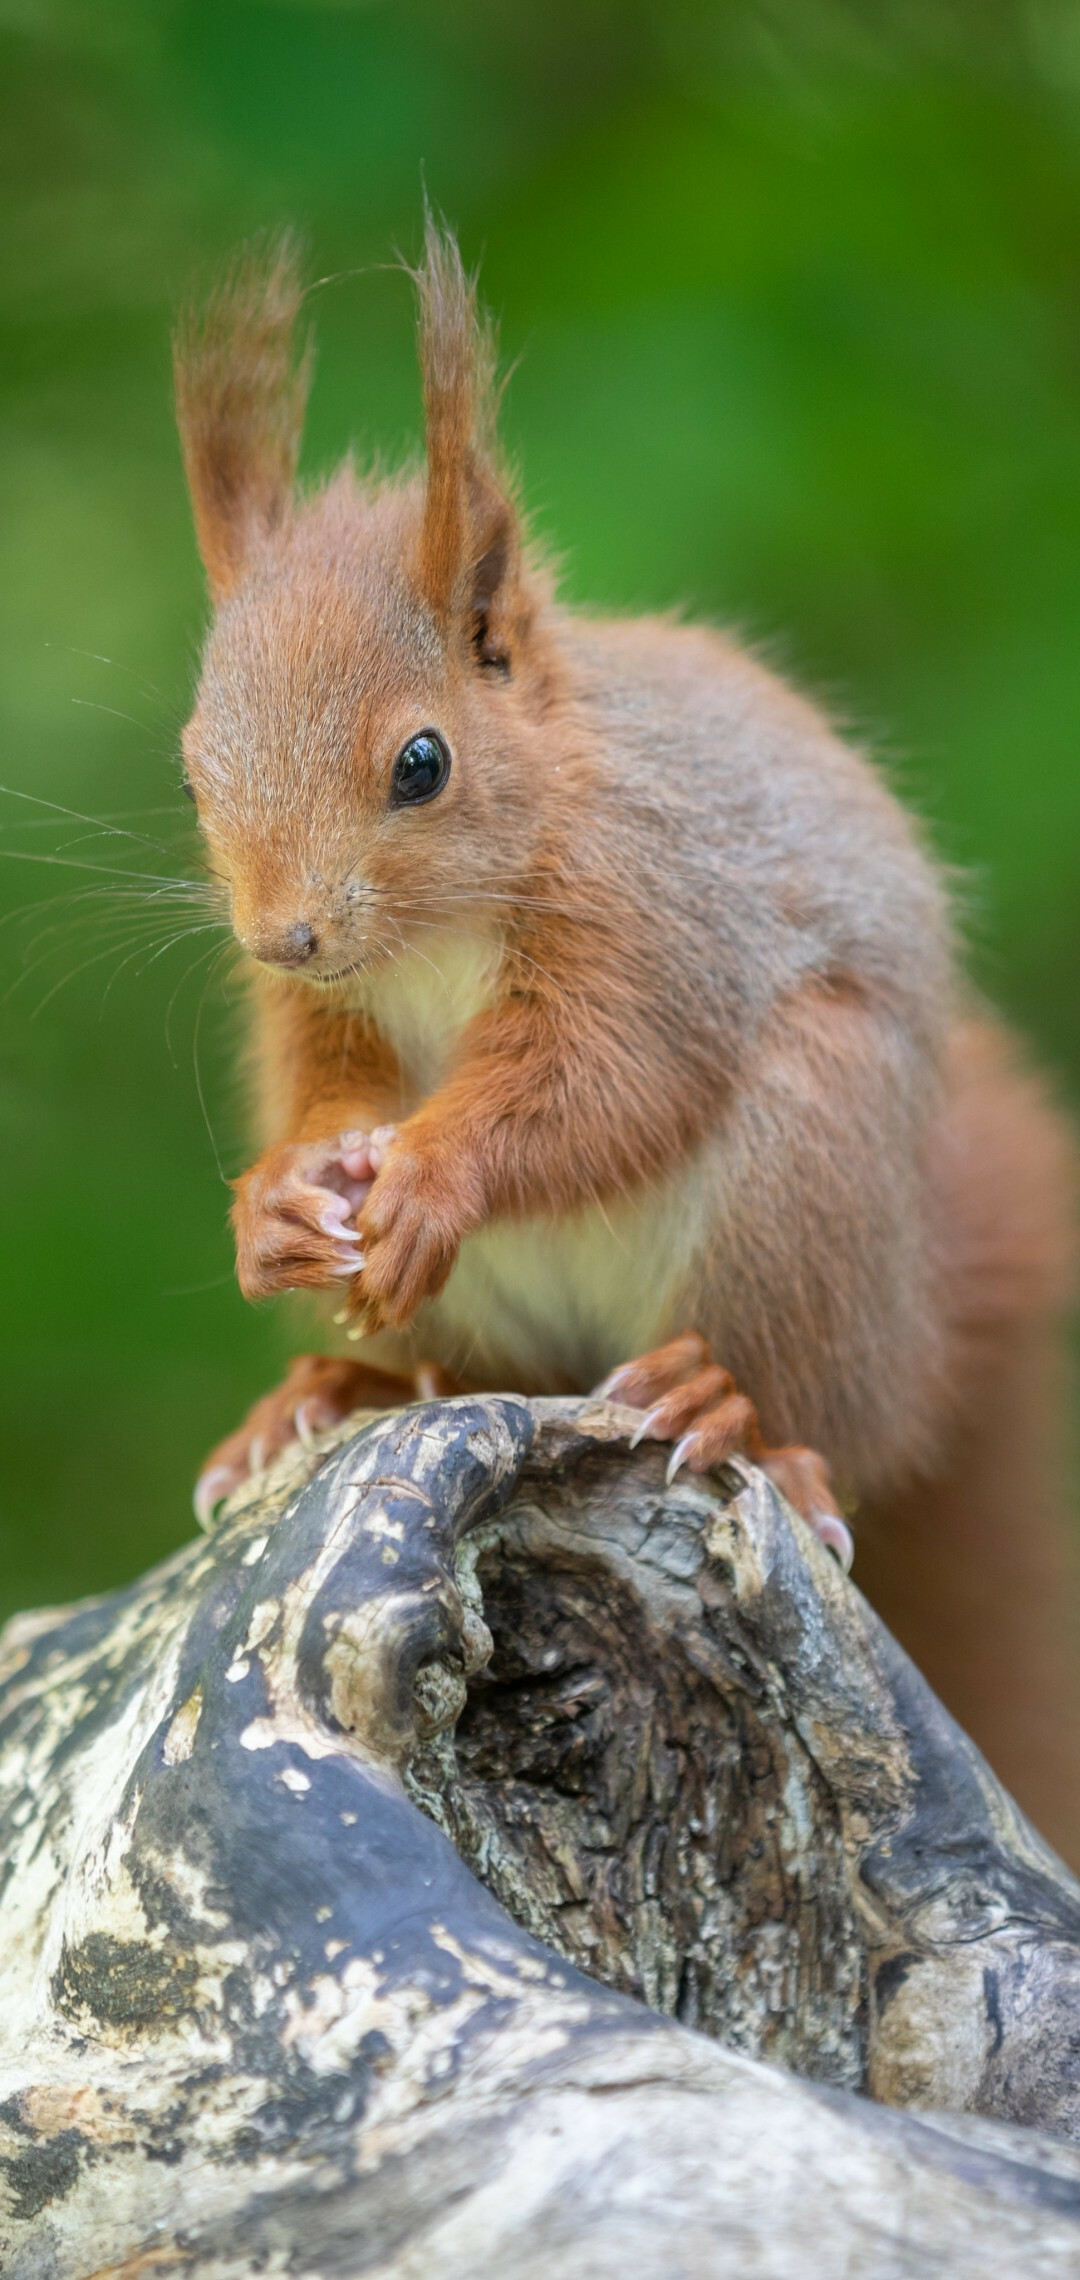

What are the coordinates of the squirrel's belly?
(421, 1162, 713, 1394)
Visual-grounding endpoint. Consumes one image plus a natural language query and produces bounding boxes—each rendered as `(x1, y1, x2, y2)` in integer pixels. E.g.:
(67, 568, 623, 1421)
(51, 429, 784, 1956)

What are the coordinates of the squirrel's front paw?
(231, 1129, 395, 1300)
(348, 1139, 478, 1331)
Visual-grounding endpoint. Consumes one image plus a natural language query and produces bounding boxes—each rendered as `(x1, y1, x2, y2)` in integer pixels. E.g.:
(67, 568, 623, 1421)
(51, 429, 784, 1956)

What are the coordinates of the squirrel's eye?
(390, 730, 451, 808)
(181, 776, 196, 802)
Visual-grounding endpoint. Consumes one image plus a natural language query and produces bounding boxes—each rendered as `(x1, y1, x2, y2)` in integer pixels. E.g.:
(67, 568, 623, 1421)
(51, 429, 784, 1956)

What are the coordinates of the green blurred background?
(2, 0, 1079, 1621)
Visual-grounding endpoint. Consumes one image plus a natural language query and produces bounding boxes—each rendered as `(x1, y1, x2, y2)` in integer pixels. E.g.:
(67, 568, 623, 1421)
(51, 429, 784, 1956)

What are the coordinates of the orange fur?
(178, 227, 1080, 1863)
(859, 1023, 1080, 1847)
(174, 236, 311, 604)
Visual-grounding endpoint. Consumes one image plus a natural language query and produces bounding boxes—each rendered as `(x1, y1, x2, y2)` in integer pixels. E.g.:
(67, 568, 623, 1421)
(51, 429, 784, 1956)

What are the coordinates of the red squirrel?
(176, 226, 1079, 1860)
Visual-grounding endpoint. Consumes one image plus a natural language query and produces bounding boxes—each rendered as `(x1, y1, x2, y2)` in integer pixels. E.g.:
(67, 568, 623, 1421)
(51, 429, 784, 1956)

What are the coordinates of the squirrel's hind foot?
(193, 1351, 455, 1525)
(597, 1332, 854, 1571)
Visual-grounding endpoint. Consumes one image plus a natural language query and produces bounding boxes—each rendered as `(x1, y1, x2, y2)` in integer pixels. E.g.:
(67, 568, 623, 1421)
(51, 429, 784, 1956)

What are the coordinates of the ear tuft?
(174, 234, 311, 602)
(413, 215, 518, 648)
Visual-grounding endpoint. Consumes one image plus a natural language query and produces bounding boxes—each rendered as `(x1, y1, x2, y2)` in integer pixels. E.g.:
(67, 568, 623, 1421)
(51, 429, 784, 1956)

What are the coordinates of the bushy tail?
(859, 1017, 1080, 1866)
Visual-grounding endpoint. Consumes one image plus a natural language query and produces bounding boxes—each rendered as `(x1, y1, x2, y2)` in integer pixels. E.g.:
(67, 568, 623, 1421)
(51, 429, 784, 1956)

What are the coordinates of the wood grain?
(2, 1394, 1079, 2277)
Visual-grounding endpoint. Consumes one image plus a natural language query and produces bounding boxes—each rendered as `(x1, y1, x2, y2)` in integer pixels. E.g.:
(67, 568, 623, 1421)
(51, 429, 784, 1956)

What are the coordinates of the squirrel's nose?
(257, 920, 318, 970)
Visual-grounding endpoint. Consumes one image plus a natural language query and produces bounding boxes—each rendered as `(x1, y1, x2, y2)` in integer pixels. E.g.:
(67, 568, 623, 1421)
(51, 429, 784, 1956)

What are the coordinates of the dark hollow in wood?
(1, 1393, 1079, 2278)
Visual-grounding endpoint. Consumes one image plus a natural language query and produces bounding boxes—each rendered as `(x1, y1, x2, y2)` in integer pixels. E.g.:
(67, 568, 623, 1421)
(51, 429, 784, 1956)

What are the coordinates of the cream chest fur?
(349, 926, 702, 1387)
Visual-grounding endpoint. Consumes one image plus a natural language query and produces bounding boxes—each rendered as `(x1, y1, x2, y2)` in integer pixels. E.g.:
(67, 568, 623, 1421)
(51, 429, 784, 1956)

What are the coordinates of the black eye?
(390, 730, 451, 807)
(181, 776, 196, 802)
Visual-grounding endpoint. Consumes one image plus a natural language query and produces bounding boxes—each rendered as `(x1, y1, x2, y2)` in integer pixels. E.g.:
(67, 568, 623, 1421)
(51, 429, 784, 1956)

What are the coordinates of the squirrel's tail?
(858, 1017, 1080, 1869)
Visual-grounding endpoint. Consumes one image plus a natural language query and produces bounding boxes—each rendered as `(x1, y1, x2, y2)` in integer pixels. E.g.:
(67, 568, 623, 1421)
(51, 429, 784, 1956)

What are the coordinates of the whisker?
(189, 940, 235, 1182)
(130, 920, 227, 980)
(164, 933, 220, 1065)
(104, 920, 227, 1003)
(59, 645, 179, 718)
(24, 930, 187, 1018)
(7, 903, 196, 984)
(70, 696, 166, 738)
(16, 896, 189, 942)
(5, 907, 225, 980)
(0, 782, 180, 858)
(384, 914, 459, 1001)
(396, 887, 591, 924)
(0, 848, 216, 888)
(161, 1268, 237, 1298)
(402, 914, 571, 1003)
(8, 922, 195, 998)
(0, 880, 217, 921)
(10, 907, 223, 1007)
(0, 806, 193, 831)
(0, 888, 227, 973)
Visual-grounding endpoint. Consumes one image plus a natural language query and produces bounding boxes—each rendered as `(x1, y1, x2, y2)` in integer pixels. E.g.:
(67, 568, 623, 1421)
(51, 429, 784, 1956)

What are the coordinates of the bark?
(1, 1392, 1079, 2279)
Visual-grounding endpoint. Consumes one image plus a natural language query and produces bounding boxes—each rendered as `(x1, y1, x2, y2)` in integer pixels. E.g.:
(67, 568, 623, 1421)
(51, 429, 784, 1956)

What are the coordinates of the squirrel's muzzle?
(246, 919, 319, 971)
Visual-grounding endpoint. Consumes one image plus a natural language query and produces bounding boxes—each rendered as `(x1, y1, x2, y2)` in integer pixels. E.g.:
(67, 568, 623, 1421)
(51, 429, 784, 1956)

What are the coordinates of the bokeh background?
(2, 0, 1079, 1621)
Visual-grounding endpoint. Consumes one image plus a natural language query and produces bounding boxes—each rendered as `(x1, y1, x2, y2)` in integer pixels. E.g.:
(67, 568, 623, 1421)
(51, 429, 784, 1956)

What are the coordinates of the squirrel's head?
(176, 224, 556, 988)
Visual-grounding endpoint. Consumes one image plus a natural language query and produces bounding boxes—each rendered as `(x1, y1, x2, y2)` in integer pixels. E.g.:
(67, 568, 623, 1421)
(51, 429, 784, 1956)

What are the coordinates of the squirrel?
(175, 223, 1079, 1861)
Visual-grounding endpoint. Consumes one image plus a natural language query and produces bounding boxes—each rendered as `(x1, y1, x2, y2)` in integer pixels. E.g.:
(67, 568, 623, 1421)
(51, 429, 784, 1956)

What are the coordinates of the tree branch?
(1, 1394, 1079, 2277)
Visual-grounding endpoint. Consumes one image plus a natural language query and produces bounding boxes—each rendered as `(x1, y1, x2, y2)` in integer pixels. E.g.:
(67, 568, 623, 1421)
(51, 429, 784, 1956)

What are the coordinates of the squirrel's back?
(552, 609, 955, 1083)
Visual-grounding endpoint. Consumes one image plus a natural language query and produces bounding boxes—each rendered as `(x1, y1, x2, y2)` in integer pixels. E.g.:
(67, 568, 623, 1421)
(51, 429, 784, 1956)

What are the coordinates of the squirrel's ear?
(174, 236, 310, 604)
(414, 219, 521, 669)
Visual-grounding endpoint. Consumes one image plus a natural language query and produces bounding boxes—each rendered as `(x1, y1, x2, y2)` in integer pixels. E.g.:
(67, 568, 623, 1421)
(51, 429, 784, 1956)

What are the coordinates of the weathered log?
(2, 1393, 1080, 2278)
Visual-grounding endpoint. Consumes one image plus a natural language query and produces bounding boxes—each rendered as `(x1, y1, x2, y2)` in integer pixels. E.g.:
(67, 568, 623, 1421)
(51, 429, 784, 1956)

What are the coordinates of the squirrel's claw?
(193, 1465, 236, 1528)
(192, 1353, 435, 1525)
(808, 1510, 855, 1571)
(597, 1332, 855, 1572)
